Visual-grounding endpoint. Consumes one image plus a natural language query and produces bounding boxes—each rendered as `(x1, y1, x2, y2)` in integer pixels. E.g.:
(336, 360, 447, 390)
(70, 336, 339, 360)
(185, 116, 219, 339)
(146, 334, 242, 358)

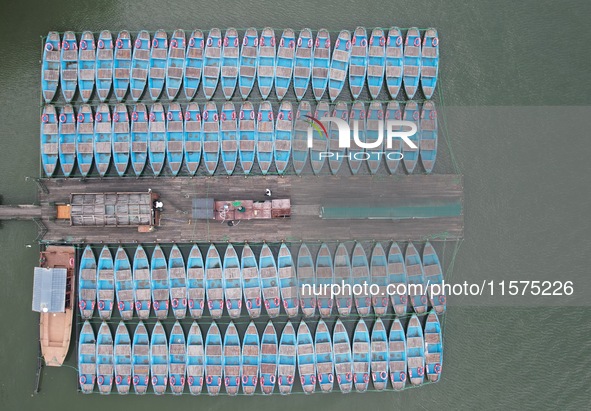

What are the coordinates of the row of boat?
(43, 28, 438, 104)
(40, 100, 438, 177)
(78, 241, 445, 321)
(78, 312, 442, 395)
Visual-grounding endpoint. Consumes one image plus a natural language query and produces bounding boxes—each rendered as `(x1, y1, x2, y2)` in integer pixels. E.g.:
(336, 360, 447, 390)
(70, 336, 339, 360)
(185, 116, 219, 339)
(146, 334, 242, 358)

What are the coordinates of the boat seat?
(98, 290, 114, 301)
(80, 343, 96, 355)
(242, 267, 258, 279)
(203, 141, 219, 153)
(206, 345, 222, 356)
(277, 48, 294, 59)
(313, 67, 329, 78)
(224, 47, 240, 58)
(366, 119, 381, 130)
(62, 69, 78, 80)
(368, 65, 384, 76)
(407, 337, 423, 348)
(333, 49, 349, 62)
(46, 51, 60, 61)
(406, 264, 422, 276)
(131, 68, 148, 79)
(404, 66, 419, 77)
(117, 364, 132, 375)
(167, 121, 183, 133)
(422, 47, 438, 58)
(203, 66, 219, 78)
(148, 141, 165, 154)
(188, 288, 204, 299)
(60, 143, 76, 154)
(169, 48, 185, 59)
(350, 65, 366, 76)
(423, 264, 440, 277)
(294, 67, 310, 78)
(114, 68, 129, 79)
(150, 67, 165, 78)
(185, 67, 201, 78)
(97, 344, 113, 355)
(94, 122, 110, 134)
(152, 364, 168, 374)
(388, 262, 404, 274)
(203, 122, 219, 133)
(257, 141, 273, 154)
(97, 49, 113, 60)
(240, 65, 256, 77)
(258, 65, 274, 77)
(116, 345, 132, 356)
(75, 121, 92, 134)
(169, 267, 185, 278)
(422, 67, 437, 79)
(262, 287, 279, 301)
(80, 363, 96, 373)
(273, 140, 291, 154)
(278, 266, 294, 279)
(92, 141, 109, 153)
(276, 118, 292, 131)
(205, 47, 221, 58)
(389, 340, 405, 351)
(242, 45, 257, 57)
(206, 267, 222, 278)
(351, 44, 366, 55)
(225, 346, 241, 357)
(257, 120, 274, 133)
(168, 66, 183, 78)
(150, 122, 166, 133)
(114, 122, 130, 133)
(98, 269, 114, 280)
(80, 288, 96, 300)
(372, 266, 387, 277)
(151, 49, 167, 59)
(221, 66, 238, 77)
(170, 364, 186, 375)
(60, 123, 76, 136)
(97, 68, 113, 80)
(134, 49, 150, 60)
(421, 119, 436, 132)
(187, 48, 203, 59)
(426, 353, 441, 363)
(425, 334, 440, 344)
(369, 46, 384, 56)
(170, 287, 186, 299)
(151, 345, 168, 356)
(170, 344, 186, 355)
(185, 120, 201, 132)
(184, 141, 201, 152)
(372, 341, 387, 352)
(405, 45, 420, 57)
(43, 70, 59, 81)
(330, 68, 346, 81)
(386, 66, 402, 77)
(62, 50, 78, 61)
(134, 268, 150, 279)
(153, 289, 168, 300)
(187, 345, 204, 356)
(224, 267, 240, 279)
(117, 49, 132, 59)
(353, 363, 369, 374)
(298, 344, 313, 355)
(280, 345, 296, 356)
(133, 345, 149, 356)
(276, 66, 293, 77)
(259, 47, 275, 57)
(118, 289, 134, 301)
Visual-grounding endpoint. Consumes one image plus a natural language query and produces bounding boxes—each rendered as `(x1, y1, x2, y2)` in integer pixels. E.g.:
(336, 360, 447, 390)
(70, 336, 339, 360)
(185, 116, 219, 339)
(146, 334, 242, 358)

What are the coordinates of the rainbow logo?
(304, 115, 328, 139)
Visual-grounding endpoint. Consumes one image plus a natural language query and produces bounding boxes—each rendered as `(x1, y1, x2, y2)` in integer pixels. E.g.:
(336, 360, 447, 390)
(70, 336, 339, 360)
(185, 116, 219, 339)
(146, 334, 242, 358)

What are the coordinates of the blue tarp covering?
(32, 267, 66, 312)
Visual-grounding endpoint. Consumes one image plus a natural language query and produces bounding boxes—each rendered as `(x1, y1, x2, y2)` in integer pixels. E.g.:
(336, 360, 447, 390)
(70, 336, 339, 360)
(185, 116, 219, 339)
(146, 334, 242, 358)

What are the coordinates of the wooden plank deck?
(37, 174, 463, 244)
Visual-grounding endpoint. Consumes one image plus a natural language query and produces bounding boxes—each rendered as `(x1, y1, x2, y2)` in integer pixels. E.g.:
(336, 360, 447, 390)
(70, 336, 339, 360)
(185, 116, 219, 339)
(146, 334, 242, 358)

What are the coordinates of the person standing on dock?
(265, 189, 272, 197)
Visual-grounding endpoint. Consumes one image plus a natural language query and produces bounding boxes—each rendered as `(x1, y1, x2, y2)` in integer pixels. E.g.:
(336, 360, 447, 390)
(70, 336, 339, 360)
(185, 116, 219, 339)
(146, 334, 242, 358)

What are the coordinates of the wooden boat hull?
(277, 321, 297, 394)
(148, 30, 168, 100)
(132, 246, 151, 320)
(423, 241, 446, 314)
(421, 28, 439, 99)
(41, 105, 59, 177)
(388, 242, 408, 315)
(402, 101, 420, 173)
(316, 243, 334, 318)
(293, 28, 313, 100)
(275, 28, 296, 100)
(130, 30, 150, 101)
(112, 104, 130, 176)
(95, 31, 114, 102)
(257, 28, 276, 99)
(204, 322, 223, 395)
(406, 242, 427, 314)
(60, 31, 78, 102)
(348, 102, 366, 175)
(165, 29, 186, 100)
(238, 102, 257, 174)
(114, 246, 133, 320)
(274, 101, 293, 174)
(367, 28, 386, 98)
(312, 29, 330, 100)
(384, 102, 403, 174)
(78, 321, 96, 393)
(385, 27, 404, 98)
(239, 28, 258, 99)
(42, 32, 60, 103)
(94, 104, 112, 177)
(315, 320, 334, 393)
(202, 102, 220, 175)
(220, 28, 239, 99)
(130, 103, 148, 176)
(420, 101, 438, 174)
(260, 321, 278, 395)
(424, 310, 443, 382)
(205, 244, 224, 318)
(78, 31, 96, 102)
(278, 243, 298, 317)
(96, 246, 114, 320)
(220, 102, 238, 175)
(151, 245, 169, 319)
(292, 101, 311, 175)
(403, 27, 422, 99)
(328, 30, 352, 101)
(297, 243, 316, 317)
(242, 244, 262, 318)
(168, 244, 187, 319)
(366, 102, 384, 174)
(132, 321, 150, 395)
(96, 322, 114, 394)
(310, 101, 329, 175)
(333, 243, 352, 316)
(203, 28, 222, 99)
(241, 322, 260, 395)
(406, 314, 425, 386)
(352, 319, 370, 392)
(169, 321, 187, 395)
(349, 27, 368, 99)
(186, 321, 205, 395)
(370, 318, 388, 391)
(113, 30, 132, 101)
(184, 102, 203, 175)
(333, 319, 352, 393)
(76, 104, 95, 176)
(328, 102, 348, 175)
(166, 103, 184, 176)
(58, 104, 76, 177)
(296, 321, 316, 394)
(389, 318, 407, 390)
(114, 321, 131, 395)
(187, 244, 205, 318)
(223, 244, 242, 318)
(260, 244, 280, 317)
(257, 102, 274, 174)
(78, 245, 96, 319)
(370, 243, 389, 316)
(148, 103, 166, 175)
(150, 321, 168, 395)
(184, 30, 204, 99)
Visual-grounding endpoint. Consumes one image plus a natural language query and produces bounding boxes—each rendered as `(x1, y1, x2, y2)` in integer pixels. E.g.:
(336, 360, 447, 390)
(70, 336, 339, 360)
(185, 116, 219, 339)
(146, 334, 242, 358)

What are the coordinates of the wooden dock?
(36, 174, 463, 244)
(0, 204, 42, 220)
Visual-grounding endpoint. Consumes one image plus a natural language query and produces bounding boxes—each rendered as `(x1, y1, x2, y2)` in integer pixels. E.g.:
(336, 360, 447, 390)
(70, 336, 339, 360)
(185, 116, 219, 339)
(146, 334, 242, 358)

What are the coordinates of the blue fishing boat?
(352, 242, 371, 316)
(114, 246, 133, 320)
(205, 321, 223, 396)
(96, 321, 114, 395)
(406, 314, 425, 386)
(257, 27, 276, 99)
(328, 30, 352, 101)
(260, 243, 280, 318)
(312, 29, 330, 100)
(333, 243, 352, 317)
(113, 30, 132, 101)
(221, 28, 239, 99)
(278, 243, 298, 317)
(389, 318, 407, 390)
(130, 30, 150, 101)
(421, 28, 439, 99)
(353, 319, 370, 392)
(151, 245, 169, 319)
(148, 29, 168, 100)
(366, 101, 384, 174)
(297, 243, 316, 317)
(367, 28, 386, 99)
(60, 31, 78, 102)
(205, 244, 224, 319)
(42, 32, 60, 102)
(293, 28, 313, 100)
(202, 101, 220, 175)
(58, 104, 76, 176)
(114, 321, 131, 395)
(238, 28, 258, 99)
(76, 104, 94, 176)
(186, 321, 205, 395)
(132, 321, 150, 395)
(187, 244, 205, 318)
(403, 27, 422, 99)
(78, 320, 96, 394)
(238, 101, 257, 174)
(112, 103, 130, 176)
(169, 244, 187, 319)
(420, 101, 438, 173)
(260, 321, 278, 395)
(241, 244, 262, 318)
(333, 318, 353, 393)
(203, 28, 222, 99)
(315, 319, 334, 393)
(388, 242, 408, 315)
(310, 101, 329, 175)
(385, 27, 404, 98)
(95, 30, 114, 102)
(278, 321, 297, 394)
(78, 31, 96, 102)
(184, 30, 204, 99)
(148, 102, 166, 175)
(328, 102, 348, 175)
(150, 321, 168, 395)
(384, 102, 403, 173)
(223, 244, 242, 318)
(130, 103, 148, 176)
(370, 243, 389, 316)
(297, 321, 316, 394)
(424, 310, 443, 382)
(184, 102, 203, 175)
(423, 241, 445, 314)
(166, 102, 184, 175)
(274, 101, 293, 174)
(316, 243, 334, 318)
(132, 245, 151, 320)
(275, 28, 296, 100)
(97, 246, 114, 320)
(209, 322, 240, 395)
(93, 103, 111, 177)
(256, 101, 274, 174)
(348, 101, 366, 175)
(242, 321, 260, 395)
(221, 102, 238, 174)
(165, 29, 186, 100)
(78, 245, 96, 319)
(402, 101, 420, 173)
(406, 242, 427, 314)
(169, 321, 187, 395)
(370, 318, 388, 391)
(292, 101, 312, 175)
(349, 27, 368, 99)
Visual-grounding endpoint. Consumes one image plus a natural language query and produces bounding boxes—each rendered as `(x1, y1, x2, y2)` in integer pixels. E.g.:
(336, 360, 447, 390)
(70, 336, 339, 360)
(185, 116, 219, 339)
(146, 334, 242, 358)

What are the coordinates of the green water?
(1, 0, 590, 409)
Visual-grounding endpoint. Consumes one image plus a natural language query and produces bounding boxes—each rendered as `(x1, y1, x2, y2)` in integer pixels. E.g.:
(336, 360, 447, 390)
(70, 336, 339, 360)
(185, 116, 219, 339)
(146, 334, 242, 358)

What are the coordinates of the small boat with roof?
(293, 28, 313, 100)
(130, 30, 150, 101)
(202, 101, 220, 175)
(315, 319, 334, 393)
(166, 103, 184, 175)
(187, 244, 205, 318)
(186, 321, 205, 395)
(150, 321, 168, 395)
(402, 101, 420, 173)
(241, 244, 262, 318)
(184, 30, 204, 99)
(260, 243, 280, 318)
(278, 243, 298, 317)
(205, 321, 223, 395)
(260, 321, 278, 395)
(310, 101, 329, 175)
(205, 244, 224, 319)
(407, 314, 425, 385)
(385, 27, 404, 98)
(334, 243, 352, 317)
(389, 318, 407, 390)
(370, 318, 388, 391)
(328, 30, 352, 101)
(316, 243, 334, 318)
(257, 28, 276, 99)
(166, 29, 186, 100)
(242, 321, 260, 395)
(40, 105, 58, 177)
(58, 104, 76, 176)
(132, 245, 151, 319)
(312, 29, 330, 100)
(112, 103, 130, 176)
(131, 321, 150, 394)
(424, 310, 443, 382)
(220, 102, 238, 174)
(256, 101, 274, 174)
(151, 245, 169, 319)
(297, 321, 316, 394)
(292, 101, 312, 175)
(78, 245, 96, 319)
(148, 29, 168, 100)
(223, 321, 241, 396)
(423, 241, 445, 314)
(389, 242, 408, 315)
(349, 27, 368, 99)
(370, 243, 389, 316)
(168, 244, 187, 319)
(148, 103, 166, 175)
(203, 28, 222, 99)
(94, 103, 112, 177)
(420, 101, 438, 173)
(95, 30, 114, 102)
(96, 321, 114, 395)
(406, 242, 427, 314)
(333, 319, 352, 393)
(403, 27, 422, 99)
(97, 246, 114, 320)
(114, 321, 131, 395)
(114, 246, 133, 320)
(169, 321, 187, 395)
(78, 31, 96, 102)
(275, 28, 296, 100)
(184, 102, 203, 175)
(348, 101, 366, 175)
(366, 102, 384, 174)
(274, 101, 293, 174)
(78, 320, 96, 394)
(352, 319, 370, 392)
(421, 28, 439, 99)
(113, 30, 132, 101)
(60, 31, 78, 102)
(223, 244, 242, 318)
(238, 28, 258, 99)
(130, 103, 148, 176)
(76, 104, 94, 176)
(221, 28, 239, 99)
(367, 28, 386, 98)
(278, 321, 297, 394)
(328, 102, 348, 174)
(384, 102, 403, 173)
(297, 243, 316, 317)
(42, 31, 60, 102)
(238, 102, 257, 174)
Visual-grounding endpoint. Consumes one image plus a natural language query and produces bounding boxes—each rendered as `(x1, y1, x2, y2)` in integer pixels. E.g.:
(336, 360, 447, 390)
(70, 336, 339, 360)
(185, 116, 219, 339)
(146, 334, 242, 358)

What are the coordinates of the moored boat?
(275, 28, 296, 100)
(204, 321, 223, 395)
(406, 242, 427, 314)
(42, 32, 60, 102)
(256, 101, 274, 174)
(132, 245, 151, 319)
(316, 243, 334, 318)
(292, 101, 312, 175)
(403, 27, 422, 99)
(297, 243, 316, 317)
(424, 310, 443, 382)
(333, 319, 353, 393)
(223, 321, 241, 396)
(242, 244, 262, 318)
(238, 101, 257, 174)
(148, 29, 168, 100)
(78, 321, 96, 394)
(148, 102, 166, 175)
(370, 318, 388, 391)
(370, 242, 389, 316)
(78, 245, 96, 319)
(278, 243, 298, 317)
(96, 321, 114, 395)
(203, 28, 222, 99)
(257, 27, 276, 99)
(315, 319, 334, 393)
(93, 103, 112, 177)
(421, 28, 439, 99)
(97, 246, 114, 320)
(95, 30, 114, 102)
(388, 242, 408, 315)
(220, 28, 239, 99)
(222, 244, 242, 318)
(293, 28, 313, 100)
(260, 243, 280, 317)
(274, 101, 293, 174)
(260, 321, 278, 395)
(76, 104, 94, 176)
(352, 319, 370, 392)
(241, 321, 260, 395)
(114, 321, 132, 395)
(406, 314, 425, 385)
(41, 105, 59, 177)
(166, 102, 184, 175)
(328, 30, 352, 101)
(328, 102, 348, 174)
(130, 103, 148, 176)
(297, 321, 316, 394)
(150, 321, 168, 395)
(184, 102, 203, 175)
(202, 101, 220, 175)
(310, 101, 329, 175)
(131, 321, 150, 395)
(151, 245, 169, 319)
(184, 30, 204, 99)
(186, 321, 205, 395)
(187, 244, 205, 318)
(113, 30, 132, 101)
(333, 242, 352, 317)
(114, 246, 133, 320)
(366, 102, 384, 174)
(420, 101, 438, 173)
(277, 321, 297, 394)
(130, 30, 150, 101)
(60, 31, 78, 102)
(389, 318, 407, 390)
(312, 29, 330, 100)
(385, 27, 404, 98)
(78, 31, 96, 102)
(238, 28, 258, 99)
(348, 101, 366, 175)
(423, 241, 445, 314)
(349, 27, 368, 99)
(220, 102, 238, 174)
(205, 244, 224, 318)
(58, 104, 76, 177)
(112, 103, 130, 176)
(169, 320, 187, 395)
(402, 101, 420, 173)
(367, 28, 386, 99)
(384, 101, 403, 173)
(165, 29, 186, 100)
(168, 244, 187, 319)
